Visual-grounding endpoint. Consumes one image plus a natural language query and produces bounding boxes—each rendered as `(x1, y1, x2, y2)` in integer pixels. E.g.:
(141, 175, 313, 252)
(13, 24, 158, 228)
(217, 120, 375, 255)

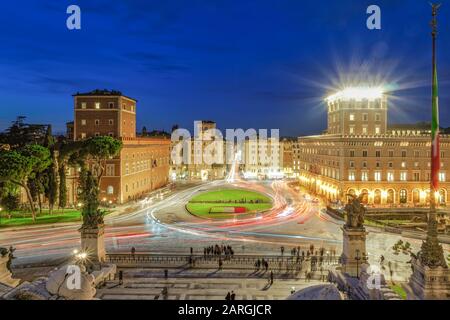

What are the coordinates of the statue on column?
(345, 194, 366, 229)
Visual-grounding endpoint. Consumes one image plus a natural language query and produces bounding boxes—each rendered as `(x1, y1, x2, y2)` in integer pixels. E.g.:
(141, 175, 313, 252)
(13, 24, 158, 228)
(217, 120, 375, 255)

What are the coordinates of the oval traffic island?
(186, 188, 273, 219)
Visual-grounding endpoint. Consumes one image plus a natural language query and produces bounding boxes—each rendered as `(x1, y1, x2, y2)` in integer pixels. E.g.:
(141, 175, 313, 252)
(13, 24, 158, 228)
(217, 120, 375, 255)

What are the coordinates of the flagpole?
(430, 3, 439, 217)
(417, 3, 446, 268)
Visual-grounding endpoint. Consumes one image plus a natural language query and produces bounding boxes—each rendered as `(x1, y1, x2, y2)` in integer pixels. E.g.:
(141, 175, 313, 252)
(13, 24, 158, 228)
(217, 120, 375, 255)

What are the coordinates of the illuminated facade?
(298, 87, 450, 206)
(68, 90, 170, 205)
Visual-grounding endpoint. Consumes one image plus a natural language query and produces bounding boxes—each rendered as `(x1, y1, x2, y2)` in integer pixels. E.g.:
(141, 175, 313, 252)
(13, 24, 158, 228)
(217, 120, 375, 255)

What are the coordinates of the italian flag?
(431, 63, 440, 191)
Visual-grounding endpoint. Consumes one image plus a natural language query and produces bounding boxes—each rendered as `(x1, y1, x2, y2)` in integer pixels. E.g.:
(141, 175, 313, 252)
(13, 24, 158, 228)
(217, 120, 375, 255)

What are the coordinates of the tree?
(82, 136, 122, 184)
(57, 136, 122, 226)
(0, 116, 50, 148)
(58, 165, 67, 210)
(0, 183, 20, 219)
(0, 145, 51, 221)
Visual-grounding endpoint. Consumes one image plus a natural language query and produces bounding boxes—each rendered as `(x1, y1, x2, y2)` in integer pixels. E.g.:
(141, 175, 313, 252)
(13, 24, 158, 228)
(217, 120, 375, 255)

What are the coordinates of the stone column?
(409, 256, 450, 300)
(80, 224, 106, 267)
(341, 225, 368, 278)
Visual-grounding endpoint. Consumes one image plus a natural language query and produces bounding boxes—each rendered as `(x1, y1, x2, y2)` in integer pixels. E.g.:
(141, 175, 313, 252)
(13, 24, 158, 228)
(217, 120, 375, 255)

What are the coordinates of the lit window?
(362, 126, 368, 135)
(81, 102, 87, 109)
(439, 172, 446, 182)
(95, 102, 100, 109)
(106, 164, 115, 177)
(348, 172, 355, 181)
(349, 114, 355, 121)
(107, 186, 114, 195)
(387, 172, 394, 182)
(401, 162, 406, 168)
(81, 133, 86, 139)
(374, 171, 381, 181)
(349, 126, 355, 134)
(361, 172, 368, 181)
(400, 172, 407, 181)
(81, 119, 86, 126)
(375, 126, 381, 135)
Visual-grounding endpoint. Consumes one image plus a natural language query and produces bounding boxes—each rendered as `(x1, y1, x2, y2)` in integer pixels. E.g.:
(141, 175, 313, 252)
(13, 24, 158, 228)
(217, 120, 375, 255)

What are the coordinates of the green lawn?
(186, 188, 273, 219)
(390, 284, 407, 300)
(0, 209, 83, 228)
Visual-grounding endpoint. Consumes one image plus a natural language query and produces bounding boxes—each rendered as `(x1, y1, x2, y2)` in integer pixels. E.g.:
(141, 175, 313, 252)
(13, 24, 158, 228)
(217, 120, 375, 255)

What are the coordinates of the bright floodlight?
(326, 87, 384, 103)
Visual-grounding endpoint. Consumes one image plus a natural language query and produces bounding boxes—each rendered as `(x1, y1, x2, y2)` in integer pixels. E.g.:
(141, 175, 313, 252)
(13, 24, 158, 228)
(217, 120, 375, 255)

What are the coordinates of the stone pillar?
(0, 252, 20, 288)
(341, 226, 368, 278)
(409, 257, 450, 300)
(80, 224, 106, 267)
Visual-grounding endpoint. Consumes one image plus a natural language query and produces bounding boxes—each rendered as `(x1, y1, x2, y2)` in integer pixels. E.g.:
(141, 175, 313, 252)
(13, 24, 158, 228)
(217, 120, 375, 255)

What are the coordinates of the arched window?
(399, 189, 407, 204)
(387, 189, 394, 204)
(360, 189, 369, 204)
(439, 189, 446, 205)
(374, 190, 382, 205)
(413, 190, 420, 204)
(107, 186, 114, 195)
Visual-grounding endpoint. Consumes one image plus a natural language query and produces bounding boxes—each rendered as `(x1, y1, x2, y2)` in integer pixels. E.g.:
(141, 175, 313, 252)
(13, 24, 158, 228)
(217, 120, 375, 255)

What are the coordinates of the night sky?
(0, 0, 449, 136)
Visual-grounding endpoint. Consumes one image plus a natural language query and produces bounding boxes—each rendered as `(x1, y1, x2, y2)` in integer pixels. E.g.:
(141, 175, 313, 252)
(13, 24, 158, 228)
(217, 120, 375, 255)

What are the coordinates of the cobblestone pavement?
(96, 268, 328, 300)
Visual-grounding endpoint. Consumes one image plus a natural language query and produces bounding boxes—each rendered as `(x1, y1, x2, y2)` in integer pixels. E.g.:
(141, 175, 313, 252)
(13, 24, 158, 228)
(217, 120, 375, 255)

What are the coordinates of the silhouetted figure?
(118, 270, 123, 285)
(225, 292, 231, 300)
(230, 291, 236, 300)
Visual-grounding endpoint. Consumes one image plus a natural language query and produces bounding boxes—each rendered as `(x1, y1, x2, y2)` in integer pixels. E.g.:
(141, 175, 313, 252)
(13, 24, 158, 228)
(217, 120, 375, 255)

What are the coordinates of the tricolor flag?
(431, 63, 440, 191)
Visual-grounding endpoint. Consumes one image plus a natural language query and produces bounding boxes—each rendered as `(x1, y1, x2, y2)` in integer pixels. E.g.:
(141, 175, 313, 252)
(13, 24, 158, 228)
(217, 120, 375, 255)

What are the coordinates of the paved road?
(1, 179, 448, 283)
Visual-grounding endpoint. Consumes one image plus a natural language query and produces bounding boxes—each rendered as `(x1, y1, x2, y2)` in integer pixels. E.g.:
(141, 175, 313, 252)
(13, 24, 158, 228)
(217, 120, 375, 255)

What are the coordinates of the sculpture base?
(0, 255, 20, 288)
(408, 258, 450, 300)
(80, 224, 106, 268)
(341, 226, 368, 278)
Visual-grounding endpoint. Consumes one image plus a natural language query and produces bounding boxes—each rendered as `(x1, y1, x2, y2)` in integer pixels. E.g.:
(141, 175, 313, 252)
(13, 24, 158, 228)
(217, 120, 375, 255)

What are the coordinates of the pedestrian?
(230, 291, 236, 300)
(270, 271, 274, 285)
(225, 292, 231, 300)
(281, 246, 285, 256)
(190, 247, 193, 255)
(118, 270, 123, 285)
(164, 269, 168, 279)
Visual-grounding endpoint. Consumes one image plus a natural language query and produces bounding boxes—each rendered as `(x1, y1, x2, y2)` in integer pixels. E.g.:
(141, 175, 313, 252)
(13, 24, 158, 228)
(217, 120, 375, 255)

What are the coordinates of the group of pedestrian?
(255, 258, 269, 271)
(203, 244, 234, 258)
(225, 291, 236, 300)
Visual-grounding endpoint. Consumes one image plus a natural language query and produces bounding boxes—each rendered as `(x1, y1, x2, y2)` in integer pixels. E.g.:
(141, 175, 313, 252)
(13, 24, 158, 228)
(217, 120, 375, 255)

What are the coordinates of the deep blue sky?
(1, 0, 449, 136)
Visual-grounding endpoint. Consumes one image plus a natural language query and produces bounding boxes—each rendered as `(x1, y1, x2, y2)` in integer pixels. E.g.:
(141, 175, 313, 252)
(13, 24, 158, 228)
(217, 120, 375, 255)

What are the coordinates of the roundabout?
(185, 188, 273, 219)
